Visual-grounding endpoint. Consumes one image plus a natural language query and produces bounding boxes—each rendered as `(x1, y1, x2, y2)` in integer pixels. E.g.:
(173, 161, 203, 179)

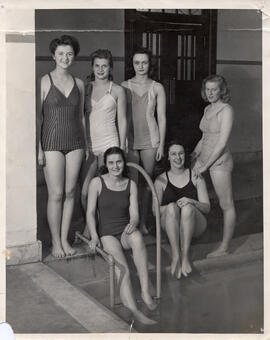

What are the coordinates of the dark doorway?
(125, 9, 217, 150)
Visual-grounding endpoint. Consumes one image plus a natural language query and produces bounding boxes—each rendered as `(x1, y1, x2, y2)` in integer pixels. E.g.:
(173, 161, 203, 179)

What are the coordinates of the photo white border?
(1, 0, 269, 339)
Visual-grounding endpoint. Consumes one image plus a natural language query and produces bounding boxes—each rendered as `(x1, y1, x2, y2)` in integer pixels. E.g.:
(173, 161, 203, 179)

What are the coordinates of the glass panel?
(152, 33, 156, 55)
(136, 9, 149, 12)
(191, 9, 202, 15)
(178, 9, 190, 15)
(177, 59, 181, 80)
(177, 35, 181, 57)
(150, 9, 163, 12)
(142, 33, 147, 48)
(187, 35, 191, 57)
(187, 60, 191, 80)
(164, 9, 176, 13)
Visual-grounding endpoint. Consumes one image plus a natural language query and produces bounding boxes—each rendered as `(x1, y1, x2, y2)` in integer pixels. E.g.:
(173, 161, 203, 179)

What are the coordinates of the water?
(48, 256, 263, 333)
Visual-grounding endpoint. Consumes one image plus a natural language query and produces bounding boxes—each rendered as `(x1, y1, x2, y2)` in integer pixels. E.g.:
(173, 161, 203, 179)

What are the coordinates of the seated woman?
(154, 140, 210, 278)
(87, 147, 157, 325)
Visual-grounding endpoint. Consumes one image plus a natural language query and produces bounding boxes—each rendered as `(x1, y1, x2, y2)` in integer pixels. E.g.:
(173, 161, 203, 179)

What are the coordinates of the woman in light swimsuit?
(87, 147, 157, 325)
(81, 49, 127, 218)
(192, 75, 236, 258)
(37, 35, 88, 258)
(122, 47, 166, 234)
(154, 140, 210, 278)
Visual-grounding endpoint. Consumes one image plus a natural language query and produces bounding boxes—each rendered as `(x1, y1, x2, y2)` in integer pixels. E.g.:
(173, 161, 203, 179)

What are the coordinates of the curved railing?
(127, 162, 161, 299)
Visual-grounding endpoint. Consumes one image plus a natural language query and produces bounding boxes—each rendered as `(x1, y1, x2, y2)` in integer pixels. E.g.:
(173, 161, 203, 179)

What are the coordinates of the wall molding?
(217, 59, 262, 66)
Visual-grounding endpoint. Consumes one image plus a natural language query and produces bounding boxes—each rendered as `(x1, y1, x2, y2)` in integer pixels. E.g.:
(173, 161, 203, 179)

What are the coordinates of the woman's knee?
(166, 202, 179, 219)
(181, 204, 196, 220)
(48, 189, 63, 202)
(128, 230, 145, 248)
(219, 198, 234, 211)
(65, 187, 76, 200)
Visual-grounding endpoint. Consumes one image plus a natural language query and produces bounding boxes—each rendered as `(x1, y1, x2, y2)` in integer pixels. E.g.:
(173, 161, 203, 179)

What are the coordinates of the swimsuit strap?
(127, 79, 132, 90)
(148, 80, 155, 100)
(189, 168, 192, 182)
(108, 81, 113, 94)
(48, 73, 53, 85)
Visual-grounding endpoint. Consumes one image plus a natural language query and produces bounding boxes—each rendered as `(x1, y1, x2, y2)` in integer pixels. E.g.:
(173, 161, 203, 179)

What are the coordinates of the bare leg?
(80, 156, 98, 238)
(127, 149, 140, 183)
(121, 230, 157, 311)
(102, 236, 156, 325)
(139, 148, 157, 234)
(161, 203, 181, 278)
(43, 151, 65, 258)
(207, 170, 236, 258)
(180, 204, 206, 276)
(61, 149, 84, 256)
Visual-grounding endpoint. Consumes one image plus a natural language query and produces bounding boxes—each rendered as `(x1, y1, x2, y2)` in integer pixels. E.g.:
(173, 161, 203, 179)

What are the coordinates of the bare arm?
(124, 180, 139, 235)
(153, 174, 167, 216)
(202, 105, 234, 171)
(86, 178, 101, 245)
(176, 173, 210, 214)
(116, 85, 127, 150)
(76, 78, 89, 158)
(155, 83, 166, 161)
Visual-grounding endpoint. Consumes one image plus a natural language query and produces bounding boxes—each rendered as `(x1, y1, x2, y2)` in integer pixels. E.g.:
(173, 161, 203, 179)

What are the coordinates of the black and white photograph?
(1, 1, 268, 338)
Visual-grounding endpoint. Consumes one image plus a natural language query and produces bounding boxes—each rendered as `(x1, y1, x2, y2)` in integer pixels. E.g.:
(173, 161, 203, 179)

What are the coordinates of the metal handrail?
(127, 162, 161, 299)
(75, 231, 115, 309)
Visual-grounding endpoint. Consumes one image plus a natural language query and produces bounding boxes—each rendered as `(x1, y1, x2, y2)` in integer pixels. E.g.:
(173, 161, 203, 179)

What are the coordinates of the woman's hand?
(38, 149, 46, 166)
(156, 144, 164, 161)
(176, 197, 194, 208)
(192, 163, 207, 178)
(89, 236, 100, 254)
(124, 223, 137, 235)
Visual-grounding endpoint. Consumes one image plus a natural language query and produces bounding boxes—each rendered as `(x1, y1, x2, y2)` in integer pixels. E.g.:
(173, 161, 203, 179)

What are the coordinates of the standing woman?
(81, 49, 126, 214)
(87, 147, 157, 325)
(192, 75, 236, 257)
(38, 35, 88, 257)
(122, 47, 166, 234)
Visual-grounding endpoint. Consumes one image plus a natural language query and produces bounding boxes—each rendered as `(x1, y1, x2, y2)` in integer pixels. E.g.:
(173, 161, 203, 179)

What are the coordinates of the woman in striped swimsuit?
(38, 35, 88, 258)
(122, 47, 166, 234)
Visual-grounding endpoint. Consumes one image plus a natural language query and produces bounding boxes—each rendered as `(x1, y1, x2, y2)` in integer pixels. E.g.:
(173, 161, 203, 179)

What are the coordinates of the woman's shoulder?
(112, 82, 125, 95)
(121, 80, 129, 88)
(155, 172, 167, 185)
(41, 74, 50, 85)
(74, 77, 84, 89)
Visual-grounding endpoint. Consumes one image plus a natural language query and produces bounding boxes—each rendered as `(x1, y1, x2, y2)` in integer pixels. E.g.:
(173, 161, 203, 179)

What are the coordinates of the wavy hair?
(99, 147, 129, 177)
(49, 35, 80, 56)
(201, 74, 231, 103)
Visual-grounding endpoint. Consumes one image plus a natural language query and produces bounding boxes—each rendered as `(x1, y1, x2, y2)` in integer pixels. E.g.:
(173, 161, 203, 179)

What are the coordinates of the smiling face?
(133, 53, 150, 76)
(106, 153, 125, 177)
(205, 81, 222, 104)
(168, 144, 185, 169)
(92, 58, 111, 80)
(53, 45, 75, 69)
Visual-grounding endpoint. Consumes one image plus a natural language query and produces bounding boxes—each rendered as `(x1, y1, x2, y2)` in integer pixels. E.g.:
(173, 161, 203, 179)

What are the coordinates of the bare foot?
(62, 240, 77, 256)
(207, 247, 229, 258)
(141, 292, 158, 311)
(181, 257, 192, 277)
(170, 256, 180, 277)
(51, 243, 65, 258)
(133, 310, 157, 325)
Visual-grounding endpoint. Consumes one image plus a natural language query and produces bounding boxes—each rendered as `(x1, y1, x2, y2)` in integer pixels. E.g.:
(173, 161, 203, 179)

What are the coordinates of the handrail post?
(127, 162, 161, 299)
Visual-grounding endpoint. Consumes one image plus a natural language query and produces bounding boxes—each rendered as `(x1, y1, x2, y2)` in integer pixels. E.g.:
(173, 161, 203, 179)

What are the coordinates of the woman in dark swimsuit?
(38, 35, 88, 257)
(154, 140, 210, 278)
(87, 147, 157, 325)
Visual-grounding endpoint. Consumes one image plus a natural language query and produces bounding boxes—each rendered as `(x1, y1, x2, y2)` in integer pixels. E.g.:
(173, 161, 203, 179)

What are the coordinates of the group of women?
(38, 35, 236, 324)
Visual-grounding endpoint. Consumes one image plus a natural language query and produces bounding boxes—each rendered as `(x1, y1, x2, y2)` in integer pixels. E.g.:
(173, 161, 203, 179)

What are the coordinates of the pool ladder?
(75, 162, 161, 309)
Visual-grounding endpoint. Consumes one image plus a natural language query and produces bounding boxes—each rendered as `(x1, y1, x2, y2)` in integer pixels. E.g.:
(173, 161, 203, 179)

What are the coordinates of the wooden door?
(125, 9, 217, 150)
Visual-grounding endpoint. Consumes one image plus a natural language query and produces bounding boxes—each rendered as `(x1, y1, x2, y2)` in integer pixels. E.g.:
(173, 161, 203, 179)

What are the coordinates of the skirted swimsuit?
(85, 81, 119, 156)
(126, 80, 160, 150)
(41, 73, 85, 154)
(162, 169, 198, 206)
(97, 176, 131, 238)
(196, 104, 233, 172)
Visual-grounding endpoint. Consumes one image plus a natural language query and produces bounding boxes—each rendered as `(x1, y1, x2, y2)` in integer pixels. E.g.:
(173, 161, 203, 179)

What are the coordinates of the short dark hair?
(100, 147, 128, 177)
(164, 139, 191, 170)
(201, 74, 231, 103)
(49, 35, 80, 56)
(88, 49, 113, 81)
